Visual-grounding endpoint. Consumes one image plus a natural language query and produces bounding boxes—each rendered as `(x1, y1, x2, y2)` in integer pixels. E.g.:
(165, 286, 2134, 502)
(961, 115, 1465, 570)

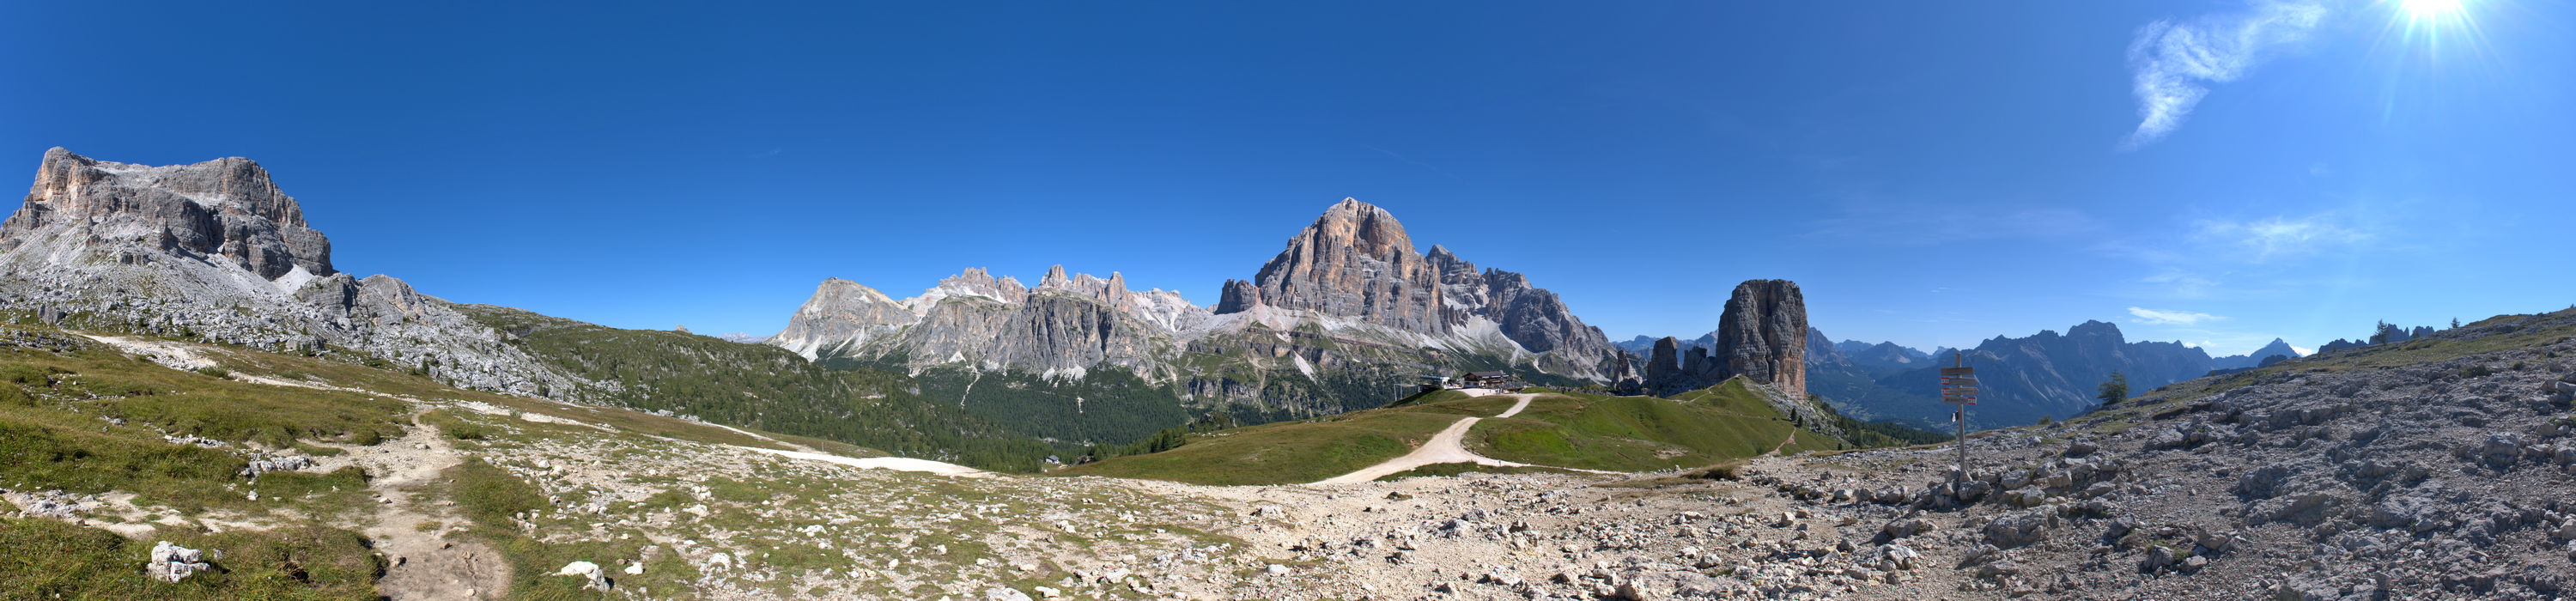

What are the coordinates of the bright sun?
(2400, 0, 2468, 23)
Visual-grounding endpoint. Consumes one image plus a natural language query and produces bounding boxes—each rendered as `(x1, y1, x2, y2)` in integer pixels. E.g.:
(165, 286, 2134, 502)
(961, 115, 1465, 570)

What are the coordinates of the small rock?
(148, 541, 212, 583)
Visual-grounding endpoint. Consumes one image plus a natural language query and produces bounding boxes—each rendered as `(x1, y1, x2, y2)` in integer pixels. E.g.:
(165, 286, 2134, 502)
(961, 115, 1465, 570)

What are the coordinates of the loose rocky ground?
(11, 311, 2576, 599)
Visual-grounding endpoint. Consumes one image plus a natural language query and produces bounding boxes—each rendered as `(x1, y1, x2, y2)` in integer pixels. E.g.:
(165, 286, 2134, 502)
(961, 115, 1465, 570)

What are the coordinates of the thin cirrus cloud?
(2128, 307, 2225, 325)
(2121, 0, 2329, 149)
(2190, 213, 2369, 261)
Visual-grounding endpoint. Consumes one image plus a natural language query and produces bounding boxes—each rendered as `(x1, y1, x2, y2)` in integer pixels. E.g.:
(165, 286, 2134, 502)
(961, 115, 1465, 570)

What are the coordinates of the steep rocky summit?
(0, 149, 575, 397)
(1227, 198, 1446, 335)
(4, 147, 332, 281)
(1215, 198, 1618, 379)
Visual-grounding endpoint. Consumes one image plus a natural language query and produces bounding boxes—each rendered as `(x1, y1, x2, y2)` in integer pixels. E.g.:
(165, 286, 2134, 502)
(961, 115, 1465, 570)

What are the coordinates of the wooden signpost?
(1941, 354, 1975, 481)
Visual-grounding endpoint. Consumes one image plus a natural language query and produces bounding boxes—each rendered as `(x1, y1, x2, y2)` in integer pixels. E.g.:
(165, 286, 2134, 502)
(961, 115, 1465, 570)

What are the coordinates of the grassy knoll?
(1464, 379, 1845, 472)
(1064, 381, 1865, 485)
(1055, 408, 1462, 485)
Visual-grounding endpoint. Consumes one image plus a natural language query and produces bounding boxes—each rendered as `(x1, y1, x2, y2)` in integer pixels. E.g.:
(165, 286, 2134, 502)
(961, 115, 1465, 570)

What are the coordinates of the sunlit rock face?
(6, 147, 333, 280)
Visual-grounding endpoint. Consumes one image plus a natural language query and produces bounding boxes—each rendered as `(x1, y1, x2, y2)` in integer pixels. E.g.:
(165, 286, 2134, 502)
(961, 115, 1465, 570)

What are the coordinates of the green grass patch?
(448, 458, 544, 530)
(421, 409, 489, 440)
(0, 517, 381, 599)
(1466, 379, 1844, 472)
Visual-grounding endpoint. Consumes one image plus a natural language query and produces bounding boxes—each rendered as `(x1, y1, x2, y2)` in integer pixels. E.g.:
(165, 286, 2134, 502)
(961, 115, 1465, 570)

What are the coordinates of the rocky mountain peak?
(2067, 319, 2124, 341)
(8, 148, 333, 281)
(1231, 198, 1444, 335)
(772, 277, 925, 360)
(1319, 197, 1415, 262)
(918, 268, 1029, 308)
(1039, 264, 1071, 289)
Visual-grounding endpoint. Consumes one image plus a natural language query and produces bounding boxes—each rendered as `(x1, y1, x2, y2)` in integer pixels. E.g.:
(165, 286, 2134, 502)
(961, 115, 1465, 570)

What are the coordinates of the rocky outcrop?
(1646, 337, 1680, 382)
(1641, 280, 1809, 398)
(1214, 279, 1262, 314)
(5, 148, 332, 280)
(1230, 198, 1445, 335)
(1709, 279, 1807, 401)
(0, 149, 580, 398)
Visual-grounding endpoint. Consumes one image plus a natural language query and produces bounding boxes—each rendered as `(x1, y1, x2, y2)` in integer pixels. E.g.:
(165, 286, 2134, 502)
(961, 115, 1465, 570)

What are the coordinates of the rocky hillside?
(0, 149, 580, 398)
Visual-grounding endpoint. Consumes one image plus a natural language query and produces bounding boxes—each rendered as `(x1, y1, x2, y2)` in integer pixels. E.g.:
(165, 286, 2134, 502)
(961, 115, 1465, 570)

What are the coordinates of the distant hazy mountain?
(2209, 337, 2303, 370)
(1871, 320, 2214, 428)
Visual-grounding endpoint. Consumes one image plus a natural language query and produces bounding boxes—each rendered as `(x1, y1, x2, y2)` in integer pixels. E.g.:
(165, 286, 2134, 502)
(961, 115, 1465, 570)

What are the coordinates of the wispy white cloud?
(749, 148, 784, 159)
(2128, 307, 2224, 325)
(2190, 213, 2371, 261)
(2140, 269, 2220, 299)
(2122, 0, 2328, 149)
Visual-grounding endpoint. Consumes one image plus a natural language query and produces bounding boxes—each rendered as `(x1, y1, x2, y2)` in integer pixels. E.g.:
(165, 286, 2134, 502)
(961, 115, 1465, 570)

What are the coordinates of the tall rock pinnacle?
(1710, 279, 1807, 400)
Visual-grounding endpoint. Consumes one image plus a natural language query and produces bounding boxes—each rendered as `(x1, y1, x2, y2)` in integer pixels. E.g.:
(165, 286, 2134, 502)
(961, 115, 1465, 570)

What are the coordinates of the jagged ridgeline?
(770, 198, 1625, 448)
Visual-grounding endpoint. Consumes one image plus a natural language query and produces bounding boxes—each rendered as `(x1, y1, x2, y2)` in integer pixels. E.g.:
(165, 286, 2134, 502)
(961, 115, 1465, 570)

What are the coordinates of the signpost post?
(1940, 353, 1976, 483)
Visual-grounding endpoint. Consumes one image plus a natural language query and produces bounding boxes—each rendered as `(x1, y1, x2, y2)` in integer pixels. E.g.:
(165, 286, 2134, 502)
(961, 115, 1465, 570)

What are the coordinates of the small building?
(1461, 371, 1512, 387)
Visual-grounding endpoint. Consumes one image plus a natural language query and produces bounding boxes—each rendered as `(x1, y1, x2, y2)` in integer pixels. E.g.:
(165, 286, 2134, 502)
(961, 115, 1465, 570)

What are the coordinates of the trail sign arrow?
(1940, 367, 1975, 376)
(1941, 377, 1979, 388)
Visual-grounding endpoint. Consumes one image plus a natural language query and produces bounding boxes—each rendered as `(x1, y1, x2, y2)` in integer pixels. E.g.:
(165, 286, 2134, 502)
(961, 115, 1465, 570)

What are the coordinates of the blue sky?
(4, 1, 2569, 355)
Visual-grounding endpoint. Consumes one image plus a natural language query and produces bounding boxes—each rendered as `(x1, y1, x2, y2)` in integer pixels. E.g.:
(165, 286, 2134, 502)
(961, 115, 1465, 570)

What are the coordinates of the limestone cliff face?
(1214, 199, 1618, 380)
(5, 148, 332, 280)
(1423, 245, 1614, 359)
(1709, 279, 1807, 400)
(0, 149, 579, 398)
(769, 278, 920, 359)
(772, 266, 1207, 378)
(1236, 198, 1446, 335)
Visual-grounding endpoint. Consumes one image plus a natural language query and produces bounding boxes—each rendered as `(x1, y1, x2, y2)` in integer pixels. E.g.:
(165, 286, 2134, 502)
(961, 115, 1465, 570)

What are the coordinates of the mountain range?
(1, 148, 2351, 449)
(756, 197, 1633, 445)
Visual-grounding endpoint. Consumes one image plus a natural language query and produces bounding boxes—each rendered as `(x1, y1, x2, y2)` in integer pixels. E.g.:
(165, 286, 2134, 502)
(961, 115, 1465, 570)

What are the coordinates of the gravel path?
(1312, 393, 1541, 485)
